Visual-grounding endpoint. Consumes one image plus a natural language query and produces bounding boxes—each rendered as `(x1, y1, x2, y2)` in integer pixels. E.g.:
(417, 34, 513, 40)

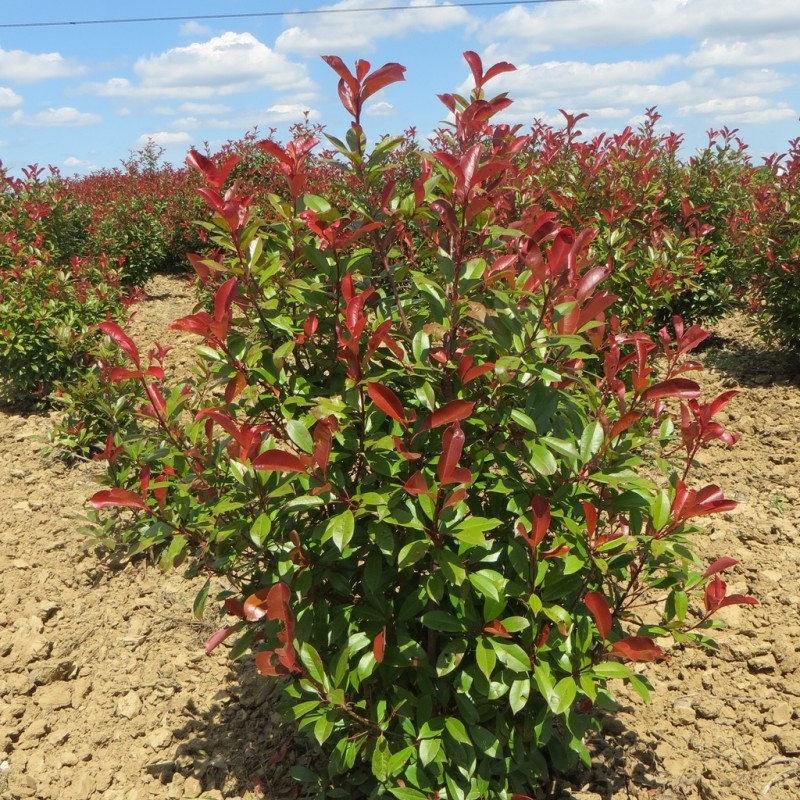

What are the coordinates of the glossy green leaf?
(509, 677, 530, 713)
(325, 510, 355, 552)
(476, 638, 496, 680)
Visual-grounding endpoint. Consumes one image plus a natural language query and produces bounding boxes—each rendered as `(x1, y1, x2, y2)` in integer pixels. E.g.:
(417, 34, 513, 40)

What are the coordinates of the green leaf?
(419, 737, 441, 767)
(445, 717, 472, 745)
(313, 713, 335, 745)
(628, 673, 651, 703)
(592, 661, 633, 680)
(451, 516, 500, 548)
(412, 330, 430, 363)
(390, 789, 430, 800)
(298, 642, 327, 687)
(372, 736, 390, 782)
(533, 663, 556, 709)
(672, 588, 689, 622)
(475, 638, 496, 680)
(192, 579, 210, 619)
(528, 442, 558, 475)
(325, 510, 355, 552)
(509, 677, 530, 713)
(291, 700, 322, 720)
(491, 640, 531, 673)
(651, 489, 671, 530)
(468, 569, 505, 603)
(286, 419, 314, 454)
(551, 676, 577, 714)
(579, 420, 605, 463)
(387, 744, 415, 775)
(397, 538, 431, 569)
(421, 610, 466, 633)
(249, 513, 272, 548)
(510, 408, 537, 431)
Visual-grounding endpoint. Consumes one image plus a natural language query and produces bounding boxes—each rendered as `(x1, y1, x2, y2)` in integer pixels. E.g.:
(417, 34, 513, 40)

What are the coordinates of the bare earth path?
(1, 275, 798, 800)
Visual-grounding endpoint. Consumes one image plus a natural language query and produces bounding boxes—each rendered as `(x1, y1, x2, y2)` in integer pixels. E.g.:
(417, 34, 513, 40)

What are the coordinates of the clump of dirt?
(1, 277, 798, 799)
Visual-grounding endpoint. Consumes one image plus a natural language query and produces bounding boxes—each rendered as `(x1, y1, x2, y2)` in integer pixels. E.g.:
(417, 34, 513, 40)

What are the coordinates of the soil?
(1, 275, 799, 800)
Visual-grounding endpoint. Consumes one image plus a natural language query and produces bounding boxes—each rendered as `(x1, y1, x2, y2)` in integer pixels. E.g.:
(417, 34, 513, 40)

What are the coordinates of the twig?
(761, 761, 800, 797)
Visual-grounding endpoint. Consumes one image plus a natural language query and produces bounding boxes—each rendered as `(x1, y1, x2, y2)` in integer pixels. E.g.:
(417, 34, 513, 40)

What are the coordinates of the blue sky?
(1, 1, 799, 176)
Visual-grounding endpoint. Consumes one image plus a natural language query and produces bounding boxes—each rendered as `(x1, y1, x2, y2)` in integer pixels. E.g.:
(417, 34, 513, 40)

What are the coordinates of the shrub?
(0, 162, 134, 403)
(741, 137, 800, 351)
(89, 53, 755, 799)
(485, 108, 719, 330)
(67, 142, 205, 286)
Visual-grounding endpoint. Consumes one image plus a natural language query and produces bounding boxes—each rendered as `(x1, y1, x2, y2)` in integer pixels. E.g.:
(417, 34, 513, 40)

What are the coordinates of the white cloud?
(687, 37, 800, 69)
(0, 46, 85, 83)
(179, 102, 232, 115)
(91, 32, 313, 101)
(0, 87, 22, 108)
(266, 103, 321, 122)
(179, 21, 212, 37)
(276, 0, 473, 55)
(10, 107, 101, 127)
(63, 155, 98, 171)
(481, 0, 800, 54)
(365, 101, 395, 117)
(136, 131, 192, 147)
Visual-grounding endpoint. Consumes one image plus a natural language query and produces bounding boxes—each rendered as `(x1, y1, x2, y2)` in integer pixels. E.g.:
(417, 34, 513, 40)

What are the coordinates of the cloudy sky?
(1, 0, 799, 175)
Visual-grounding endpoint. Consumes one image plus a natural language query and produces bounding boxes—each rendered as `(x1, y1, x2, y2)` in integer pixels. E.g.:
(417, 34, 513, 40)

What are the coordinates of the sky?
(1, 0, 799, 177)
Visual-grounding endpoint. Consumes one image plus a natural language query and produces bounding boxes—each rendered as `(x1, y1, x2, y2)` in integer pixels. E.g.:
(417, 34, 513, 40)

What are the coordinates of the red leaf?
(252, 450, 311, 473)
(461, 362, 494, 385)
(254, 649, 293, 677)
(482, 59, 517, 84)
(419, 400, 475, 433)
(89, 488, 148, 511)
(464, 50, 484, 88)
(703, 556, 739, 578)
(440, 466, 472, 487)
(313, 416, 337, 476)
(609, 636, 665, 662)
(530, 496, 550, 548)
(169, 311, 214, 338)
(361, 62, 406, 103)
(403, 471, 430, 497)
(704, 575, 727, 614)
(223, 598, 245, 618)
(643, 378, 701, 401)
(145, 383, 166, 418)
(718, 594, 758, 610)
(243, 582, 291, 622)
(185, 150, 240, 189)
(437, 422, 465, 483)
(584, 591, 612, 640)
(367, 382, 408, 427)
(392, 436, 422, 461)
(443, 488, 468, 509)
(214, 276, 238, 324)
(541, 543, 570, 559)
(609, 411, 641, 439)
(482, 620, 512, 639)
(204, 625, 237, 654)
(373, 628, 386, 664)
(99, 321, 140, 367)
(108, 367, 144, 383)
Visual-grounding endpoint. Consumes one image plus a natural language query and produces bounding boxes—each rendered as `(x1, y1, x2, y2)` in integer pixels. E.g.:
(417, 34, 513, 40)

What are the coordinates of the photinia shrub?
(67, 142, 205, 286)
(89, 53, 756, 799)
(0, 161, 135, 403)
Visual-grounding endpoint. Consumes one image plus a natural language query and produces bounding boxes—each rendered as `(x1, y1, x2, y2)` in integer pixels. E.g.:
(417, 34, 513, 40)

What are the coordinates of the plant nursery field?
(0, 275, 798, 800)
(3, 51, 800, 800)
